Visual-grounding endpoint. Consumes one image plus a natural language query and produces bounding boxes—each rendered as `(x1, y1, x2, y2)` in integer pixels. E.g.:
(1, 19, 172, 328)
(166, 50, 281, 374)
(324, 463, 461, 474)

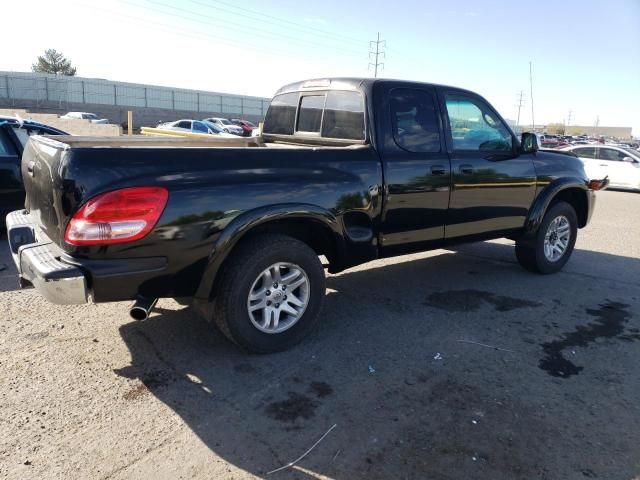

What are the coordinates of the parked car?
(0, 116, 67, 221)
(230, 119, 258, 137)
(60, 112, 109, 124)
(202, 117, 244, 136)
(6, 77, 606, 353)
(562, 144, 640, 191)
(157, 119, 236, 137)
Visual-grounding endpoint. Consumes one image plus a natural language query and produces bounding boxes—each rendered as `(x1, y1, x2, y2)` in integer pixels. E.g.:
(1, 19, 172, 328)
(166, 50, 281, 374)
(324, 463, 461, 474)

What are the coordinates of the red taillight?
(65, 187, 169, 245)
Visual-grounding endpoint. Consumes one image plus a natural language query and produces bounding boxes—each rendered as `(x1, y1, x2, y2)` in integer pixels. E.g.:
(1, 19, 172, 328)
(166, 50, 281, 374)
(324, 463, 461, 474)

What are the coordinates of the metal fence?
(0, 71, 270, 117)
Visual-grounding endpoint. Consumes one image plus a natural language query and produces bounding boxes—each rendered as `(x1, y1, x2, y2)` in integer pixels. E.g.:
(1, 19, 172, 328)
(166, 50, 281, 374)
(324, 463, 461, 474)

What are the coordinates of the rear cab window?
(263, 88, 365, 144)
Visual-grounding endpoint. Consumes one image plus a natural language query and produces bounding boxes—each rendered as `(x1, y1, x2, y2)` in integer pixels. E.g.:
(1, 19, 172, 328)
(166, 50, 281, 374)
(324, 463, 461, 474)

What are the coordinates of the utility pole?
(594, 115, 600, 137)
(566, 109, 573, 127)
(369, 32, 386, 78)
(529, 61, 535, 131)
(516, 90, 525, 126)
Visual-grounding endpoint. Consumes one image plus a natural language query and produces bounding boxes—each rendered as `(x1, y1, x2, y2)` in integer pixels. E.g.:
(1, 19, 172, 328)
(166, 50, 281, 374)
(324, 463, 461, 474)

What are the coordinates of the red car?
(230, 119, 257, 137)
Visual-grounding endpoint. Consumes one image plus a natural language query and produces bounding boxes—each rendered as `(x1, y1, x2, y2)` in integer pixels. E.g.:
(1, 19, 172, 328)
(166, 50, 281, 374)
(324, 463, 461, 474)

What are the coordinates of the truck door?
(439, 89, 536, 240)
(377, 84, 451, 254)
(0, 126, 22, 217)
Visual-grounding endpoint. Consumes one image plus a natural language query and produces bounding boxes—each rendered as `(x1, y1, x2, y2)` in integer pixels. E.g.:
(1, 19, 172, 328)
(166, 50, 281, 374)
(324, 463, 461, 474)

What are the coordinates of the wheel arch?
(194, 204, 345, 301)
(523, 178, 590, 238)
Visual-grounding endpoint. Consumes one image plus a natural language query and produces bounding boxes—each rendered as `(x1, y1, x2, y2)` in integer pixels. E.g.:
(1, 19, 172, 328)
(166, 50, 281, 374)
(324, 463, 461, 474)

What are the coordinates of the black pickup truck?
(6, 78, 606, 352)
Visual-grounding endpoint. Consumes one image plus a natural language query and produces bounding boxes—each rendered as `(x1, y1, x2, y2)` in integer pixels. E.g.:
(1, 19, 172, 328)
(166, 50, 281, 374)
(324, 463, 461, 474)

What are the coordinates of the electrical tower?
(516, 90, 525, 126)
(566, 109, 573, 127)
(369, 32, 386, 78)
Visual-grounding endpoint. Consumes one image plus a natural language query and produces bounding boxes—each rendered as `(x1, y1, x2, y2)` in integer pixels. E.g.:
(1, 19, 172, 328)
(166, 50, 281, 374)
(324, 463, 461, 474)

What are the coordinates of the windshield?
(621, 147, 640, 158)
(203, 121, 224, 133)
(220, 119, 232, 125)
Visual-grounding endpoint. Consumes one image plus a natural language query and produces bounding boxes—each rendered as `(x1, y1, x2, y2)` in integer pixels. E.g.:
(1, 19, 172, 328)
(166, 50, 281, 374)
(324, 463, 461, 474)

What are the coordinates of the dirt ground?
(1, 190, 639, 480)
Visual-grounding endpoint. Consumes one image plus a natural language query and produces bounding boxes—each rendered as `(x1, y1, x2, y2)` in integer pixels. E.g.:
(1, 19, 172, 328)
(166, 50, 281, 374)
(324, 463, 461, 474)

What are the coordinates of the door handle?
(459, 164, 474, 175)
(599, 164, 608, 167)
(27, 161, 35, 177)
(430, 165, 446, 176)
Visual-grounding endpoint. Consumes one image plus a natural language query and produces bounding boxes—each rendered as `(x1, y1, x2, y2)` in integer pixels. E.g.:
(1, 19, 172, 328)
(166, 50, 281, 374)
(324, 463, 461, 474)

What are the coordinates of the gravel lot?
(1, 190, 639, 480)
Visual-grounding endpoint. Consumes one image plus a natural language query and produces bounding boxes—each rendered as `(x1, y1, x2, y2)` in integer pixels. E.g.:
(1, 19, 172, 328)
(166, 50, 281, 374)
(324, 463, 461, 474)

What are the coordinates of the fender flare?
(194, 203, 344, 301)
(522, 177, 589, 238)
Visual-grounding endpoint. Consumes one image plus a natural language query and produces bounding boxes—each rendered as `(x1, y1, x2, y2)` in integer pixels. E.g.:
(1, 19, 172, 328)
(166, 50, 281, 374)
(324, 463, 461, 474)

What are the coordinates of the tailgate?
(21, 136, 70, 246)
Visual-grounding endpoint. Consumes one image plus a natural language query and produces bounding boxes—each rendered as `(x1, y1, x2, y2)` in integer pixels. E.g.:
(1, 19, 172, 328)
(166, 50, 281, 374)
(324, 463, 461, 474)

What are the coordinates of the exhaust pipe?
(130, 297, 158, 321)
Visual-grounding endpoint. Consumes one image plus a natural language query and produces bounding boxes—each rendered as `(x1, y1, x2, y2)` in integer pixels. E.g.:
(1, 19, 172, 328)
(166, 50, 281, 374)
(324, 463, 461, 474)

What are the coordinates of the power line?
(79, 1, 359, 67)
(369, 33, 386, 78)
(205, 0, 368, 46)
(120, 0, 364, 58)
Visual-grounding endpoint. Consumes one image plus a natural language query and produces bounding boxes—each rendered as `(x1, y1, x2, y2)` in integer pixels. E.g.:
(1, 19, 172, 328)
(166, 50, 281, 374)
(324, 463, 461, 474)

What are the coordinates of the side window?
(176, 121, 191, 129)
(0, 130, 17, 156)
(389, 88, 440, 153)
(321, 91, 365, 140)
(263, 92, 299, 135)
(297, 95, 325, 133)
(445, 94, 512, 151)
(11, 126, 29, 148)
(599, 148, 626, 161)
(192, 121, 208, 133)
(573, 147, 596, 159)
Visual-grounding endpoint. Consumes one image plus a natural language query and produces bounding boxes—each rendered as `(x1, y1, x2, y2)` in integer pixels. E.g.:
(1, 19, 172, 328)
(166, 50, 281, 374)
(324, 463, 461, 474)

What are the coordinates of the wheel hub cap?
(543, 215, 571, 262)
(247, 262, 310, 334)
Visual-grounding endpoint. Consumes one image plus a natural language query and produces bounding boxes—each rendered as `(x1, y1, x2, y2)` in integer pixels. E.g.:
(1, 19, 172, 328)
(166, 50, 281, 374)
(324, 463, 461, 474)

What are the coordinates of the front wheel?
(212, 234, 326, 353)
(515, 201, 578, 274)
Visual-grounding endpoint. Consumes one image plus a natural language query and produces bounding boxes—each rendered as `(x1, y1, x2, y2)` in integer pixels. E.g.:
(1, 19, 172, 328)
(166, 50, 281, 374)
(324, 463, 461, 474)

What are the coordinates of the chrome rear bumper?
(5, 210, 88, 305)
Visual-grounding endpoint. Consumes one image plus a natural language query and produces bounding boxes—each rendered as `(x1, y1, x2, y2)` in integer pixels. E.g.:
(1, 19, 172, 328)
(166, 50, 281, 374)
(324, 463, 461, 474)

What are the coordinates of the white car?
(60, 112, 109, 124)
(562, 144, 640, 191)
(202, 117, 244, 136)
(156, 119, 236, 137)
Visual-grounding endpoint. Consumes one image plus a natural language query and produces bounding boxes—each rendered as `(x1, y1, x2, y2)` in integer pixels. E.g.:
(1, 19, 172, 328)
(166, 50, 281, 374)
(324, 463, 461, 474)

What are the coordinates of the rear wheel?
(212, 234, 325, 353)
(515, 201, 578, 274)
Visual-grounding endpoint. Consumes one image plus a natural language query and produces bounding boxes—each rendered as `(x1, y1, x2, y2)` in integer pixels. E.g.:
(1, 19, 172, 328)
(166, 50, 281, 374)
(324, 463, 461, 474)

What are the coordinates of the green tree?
(32, 49, 77, 76)
(546, 123, 565, 135)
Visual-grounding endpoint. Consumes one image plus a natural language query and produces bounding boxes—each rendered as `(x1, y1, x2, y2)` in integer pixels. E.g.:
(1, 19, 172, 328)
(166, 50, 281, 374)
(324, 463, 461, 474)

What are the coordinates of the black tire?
(212, 234, 326, 353)
(515, 201, 578, 274)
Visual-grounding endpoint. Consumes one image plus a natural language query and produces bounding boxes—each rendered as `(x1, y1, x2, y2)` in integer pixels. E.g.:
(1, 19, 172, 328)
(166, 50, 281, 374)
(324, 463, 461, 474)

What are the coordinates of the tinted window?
(263, 92, 298, 135)
(203, 121, 223, 133)
(192, 121, 209, 133)
(573, 147, 596, 159)
(0, 130, 17, 156)
(321, 91, 365, 140)
(11, 126, 29, 148)
(599, 148, 626, 161)
(297, 95, 325, 133)
(390, 88, 440, 153)
(445, 95, 512, 151)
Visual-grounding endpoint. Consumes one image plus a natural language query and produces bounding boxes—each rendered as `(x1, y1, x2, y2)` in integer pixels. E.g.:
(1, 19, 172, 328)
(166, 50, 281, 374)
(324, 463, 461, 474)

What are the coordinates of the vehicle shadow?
(116, 243, 640, 479)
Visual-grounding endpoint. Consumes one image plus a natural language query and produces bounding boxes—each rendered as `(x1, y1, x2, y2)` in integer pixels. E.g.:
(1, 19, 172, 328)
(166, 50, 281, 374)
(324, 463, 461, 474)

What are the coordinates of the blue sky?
(3, 0, 639, 134)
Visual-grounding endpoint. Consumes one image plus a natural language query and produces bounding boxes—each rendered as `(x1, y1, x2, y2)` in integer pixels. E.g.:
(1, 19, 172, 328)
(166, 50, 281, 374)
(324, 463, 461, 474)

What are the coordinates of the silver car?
(157, 119, 236, 137)
(202, 117, 244, 136)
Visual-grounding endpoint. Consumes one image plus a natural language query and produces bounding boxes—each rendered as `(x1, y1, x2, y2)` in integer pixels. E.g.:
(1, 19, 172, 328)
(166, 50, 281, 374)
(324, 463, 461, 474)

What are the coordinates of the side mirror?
(622, 156, 635, 163)
(521, 132, 539, 153)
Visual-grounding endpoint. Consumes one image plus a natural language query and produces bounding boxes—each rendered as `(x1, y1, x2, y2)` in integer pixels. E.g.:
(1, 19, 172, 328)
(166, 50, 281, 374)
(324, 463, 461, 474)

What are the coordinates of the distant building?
(520, 124, 633, 139)
(564, 126, 632, 139)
